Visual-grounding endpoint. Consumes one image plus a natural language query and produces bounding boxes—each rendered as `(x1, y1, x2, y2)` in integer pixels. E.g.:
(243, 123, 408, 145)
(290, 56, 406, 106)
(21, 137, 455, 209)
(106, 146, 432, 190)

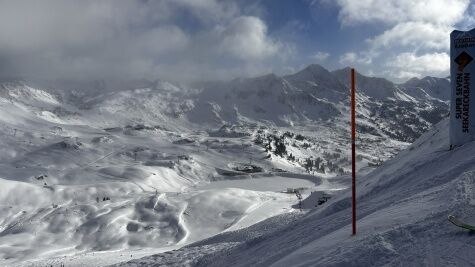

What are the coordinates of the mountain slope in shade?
(332, 67, 406, 100)
(191, 70, 342, 127)
(401, 76, 451, 102)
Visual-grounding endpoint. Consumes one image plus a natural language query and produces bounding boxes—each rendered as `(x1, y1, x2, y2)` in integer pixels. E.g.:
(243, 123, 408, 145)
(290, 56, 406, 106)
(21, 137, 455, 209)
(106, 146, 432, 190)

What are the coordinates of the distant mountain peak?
(303, 64, 327, 71)
(337, 66, 352, 72)
(284, 64, 333, 82)
(298, 64, 330, 76)
(405, 77, 420, 84)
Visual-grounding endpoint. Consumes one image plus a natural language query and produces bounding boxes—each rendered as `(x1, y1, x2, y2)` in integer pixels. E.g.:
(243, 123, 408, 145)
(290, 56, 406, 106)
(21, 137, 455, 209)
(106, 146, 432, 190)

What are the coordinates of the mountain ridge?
(0, 63, 450, 175)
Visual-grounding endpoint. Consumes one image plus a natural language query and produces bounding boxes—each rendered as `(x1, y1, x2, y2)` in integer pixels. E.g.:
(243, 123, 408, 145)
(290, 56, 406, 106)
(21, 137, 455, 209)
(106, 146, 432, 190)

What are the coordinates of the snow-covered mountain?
(0, 65, 452, 266)
(401, 76, 451, 102)
(121, 117, 475, 267)
(184, 65, 449, 143)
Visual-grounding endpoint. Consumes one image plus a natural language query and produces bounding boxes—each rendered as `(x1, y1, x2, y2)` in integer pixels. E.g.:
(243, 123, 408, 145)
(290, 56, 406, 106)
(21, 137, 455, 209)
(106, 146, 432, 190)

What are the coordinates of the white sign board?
(450, 28, 475, 147)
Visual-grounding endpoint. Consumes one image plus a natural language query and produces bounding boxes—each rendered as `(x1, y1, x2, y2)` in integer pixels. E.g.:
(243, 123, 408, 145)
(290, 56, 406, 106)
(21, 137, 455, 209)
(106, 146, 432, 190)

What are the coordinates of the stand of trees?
(254, 130, 346, 175)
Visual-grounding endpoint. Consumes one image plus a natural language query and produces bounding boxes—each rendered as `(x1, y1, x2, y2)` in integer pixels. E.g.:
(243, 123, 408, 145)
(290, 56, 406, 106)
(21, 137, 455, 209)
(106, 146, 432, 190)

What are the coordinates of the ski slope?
(117, 118, 475, 266)
(0, 82, 322, 267)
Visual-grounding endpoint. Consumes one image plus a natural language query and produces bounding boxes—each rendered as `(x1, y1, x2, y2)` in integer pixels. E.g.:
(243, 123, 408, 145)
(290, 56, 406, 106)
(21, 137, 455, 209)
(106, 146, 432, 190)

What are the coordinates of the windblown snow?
(0, 65, 456, 266)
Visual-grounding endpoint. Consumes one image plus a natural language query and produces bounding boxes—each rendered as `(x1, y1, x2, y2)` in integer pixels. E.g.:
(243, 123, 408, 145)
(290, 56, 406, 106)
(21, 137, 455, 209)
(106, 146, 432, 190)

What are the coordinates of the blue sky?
(258, 0, 383, 72)
(0, 0, 474, 83)
(255, 0, 475, 82)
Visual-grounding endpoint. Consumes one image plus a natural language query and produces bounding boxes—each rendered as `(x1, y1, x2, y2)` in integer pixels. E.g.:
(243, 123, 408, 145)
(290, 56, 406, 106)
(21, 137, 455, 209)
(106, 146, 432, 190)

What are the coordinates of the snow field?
(0, 88, 316, 266)
(0, 68, 450, 266)
(118, 119, 475, 266)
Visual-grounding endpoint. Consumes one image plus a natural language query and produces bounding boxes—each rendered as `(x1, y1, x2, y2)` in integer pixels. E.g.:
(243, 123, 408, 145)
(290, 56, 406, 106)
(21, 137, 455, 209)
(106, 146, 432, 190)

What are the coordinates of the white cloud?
(138, 26, 190, 55)
(0, 0, 288, 82)
(312, 51, 330, 61)
(457, 3, 475, 30)
(339, 52, 357, 64)
(171, 0, 240, 24)
(336, 0, 469, 25)
(331, 0, 470, 80)
(334, 0, 469, 54)
(386, 52, 450, 80)
(219, 16, 280, 60)
(388, 70, 422, 80)
(339, 52, 372, 65)
(368, 22, 451, 50)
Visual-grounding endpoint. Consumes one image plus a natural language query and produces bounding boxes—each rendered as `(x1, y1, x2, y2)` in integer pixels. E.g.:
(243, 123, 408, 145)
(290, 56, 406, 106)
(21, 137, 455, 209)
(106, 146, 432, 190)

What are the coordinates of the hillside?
(0, 65, 451, 266)
(401, 76, 451, 102)
(118, 118, 475, 266)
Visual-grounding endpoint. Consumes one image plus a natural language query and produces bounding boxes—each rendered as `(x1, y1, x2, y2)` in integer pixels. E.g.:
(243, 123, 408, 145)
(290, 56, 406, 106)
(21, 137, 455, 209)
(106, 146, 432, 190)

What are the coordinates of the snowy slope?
(333, 67, 404, 100)
(0, 80, 320, 266)
(401, 76, 451, 102)
(0, 65, 452, 266)
(190, 70, 342, 127)
(332, 68, 449, 142)
(182, 66, 449, 177)
(119, 118, 475, 266)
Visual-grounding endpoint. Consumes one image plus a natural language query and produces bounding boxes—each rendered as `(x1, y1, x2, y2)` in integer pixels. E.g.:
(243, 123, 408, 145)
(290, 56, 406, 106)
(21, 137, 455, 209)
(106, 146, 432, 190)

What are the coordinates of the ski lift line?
(191, 154, 245, 170)
(0, 123, 55, 136)
(45, 144, 128, 171)
(81, 144, 128, 167)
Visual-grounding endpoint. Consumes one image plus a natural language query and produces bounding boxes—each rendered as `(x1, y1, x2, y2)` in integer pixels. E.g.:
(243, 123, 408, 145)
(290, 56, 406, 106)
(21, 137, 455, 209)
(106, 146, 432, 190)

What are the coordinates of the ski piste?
(448, 215, 475, 231)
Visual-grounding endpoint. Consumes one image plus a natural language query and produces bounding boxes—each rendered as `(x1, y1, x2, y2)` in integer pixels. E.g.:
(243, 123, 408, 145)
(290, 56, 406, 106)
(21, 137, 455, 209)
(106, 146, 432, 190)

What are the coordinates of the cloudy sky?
(0, 0, 474, 83)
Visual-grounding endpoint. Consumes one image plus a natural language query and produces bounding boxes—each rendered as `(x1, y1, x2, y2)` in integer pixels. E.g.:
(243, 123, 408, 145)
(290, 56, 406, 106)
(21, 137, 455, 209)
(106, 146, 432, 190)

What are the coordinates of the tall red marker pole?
(351, 68, 356, 236)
